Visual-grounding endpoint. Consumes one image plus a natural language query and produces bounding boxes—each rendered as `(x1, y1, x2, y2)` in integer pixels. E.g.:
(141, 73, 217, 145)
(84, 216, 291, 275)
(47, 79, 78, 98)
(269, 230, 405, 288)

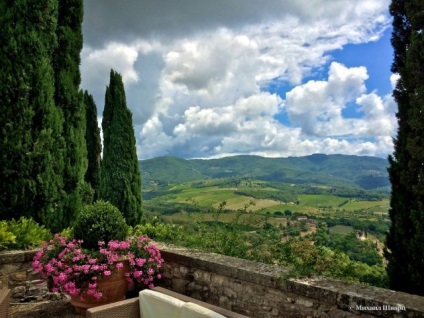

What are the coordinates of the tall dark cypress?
(385, 0, 424, 296)
(0, 0, 65, 230)
(84, 91, 102, 199)
(52, 0, 87, 225)
(100, 70, 142, 226)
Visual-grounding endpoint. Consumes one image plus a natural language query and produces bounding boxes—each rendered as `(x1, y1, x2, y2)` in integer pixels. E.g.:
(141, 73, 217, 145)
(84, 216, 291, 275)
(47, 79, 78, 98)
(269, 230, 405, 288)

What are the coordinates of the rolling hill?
(139, 154, 390, 191)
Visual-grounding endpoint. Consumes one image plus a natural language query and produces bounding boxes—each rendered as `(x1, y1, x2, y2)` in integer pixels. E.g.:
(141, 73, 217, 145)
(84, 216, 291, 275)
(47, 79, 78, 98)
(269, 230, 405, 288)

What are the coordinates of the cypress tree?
(386, 0, 424, 295)
(100, 70, 142, 226)
(0, 0, 65, 230)
(52, 0, 87, 225)
(84, 91, 102, 199)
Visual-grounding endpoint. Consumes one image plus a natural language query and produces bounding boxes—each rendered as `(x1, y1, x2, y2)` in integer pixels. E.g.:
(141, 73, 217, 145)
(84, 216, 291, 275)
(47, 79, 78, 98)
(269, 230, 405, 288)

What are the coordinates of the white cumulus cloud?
(80, 0, 395, 159)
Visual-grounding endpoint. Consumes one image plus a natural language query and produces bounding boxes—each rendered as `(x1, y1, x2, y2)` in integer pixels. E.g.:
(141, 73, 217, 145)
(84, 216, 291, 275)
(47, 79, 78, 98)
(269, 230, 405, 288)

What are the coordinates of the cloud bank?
(81, 0, 396, 159)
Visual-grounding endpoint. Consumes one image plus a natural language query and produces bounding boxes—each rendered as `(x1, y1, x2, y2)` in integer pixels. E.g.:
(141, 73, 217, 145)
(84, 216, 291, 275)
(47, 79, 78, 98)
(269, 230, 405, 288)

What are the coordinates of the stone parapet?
(157, 243, 424, 318)
(1, 246, 424, 317)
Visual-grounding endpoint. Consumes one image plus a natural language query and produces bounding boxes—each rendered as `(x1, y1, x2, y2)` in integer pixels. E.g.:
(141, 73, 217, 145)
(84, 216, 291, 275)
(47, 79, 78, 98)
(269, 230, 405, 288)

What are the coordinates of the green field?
(329, 225, 355, 235)
(146, 183, 389, 217)
(145, 182, 390, 243)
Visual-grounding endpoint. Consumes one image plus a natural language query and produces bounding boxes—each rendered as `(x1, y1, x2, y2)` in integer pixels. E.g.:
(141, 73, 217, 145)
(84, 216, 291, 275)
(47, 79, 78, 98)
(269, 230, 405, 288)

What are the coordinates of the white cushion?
(181, 302, 226, 318)
(139, 289, 185, 318)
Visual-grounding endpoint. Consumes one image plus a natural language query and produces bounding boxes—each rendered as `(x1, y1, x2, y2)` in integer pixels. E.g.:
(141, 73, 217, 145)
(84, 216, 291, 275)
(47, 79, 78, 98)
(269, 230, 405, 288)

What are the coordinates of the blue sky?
(81, 0, 397, 159)
(271, 27, 394, 126)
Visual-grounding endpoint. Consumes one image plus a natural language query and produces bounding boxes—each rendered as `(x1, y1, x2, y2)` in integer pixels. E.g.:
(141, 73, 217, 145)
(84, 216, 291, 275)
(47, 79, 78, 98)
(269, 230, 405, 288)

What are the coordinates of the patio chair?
(86, 287, 249, 318)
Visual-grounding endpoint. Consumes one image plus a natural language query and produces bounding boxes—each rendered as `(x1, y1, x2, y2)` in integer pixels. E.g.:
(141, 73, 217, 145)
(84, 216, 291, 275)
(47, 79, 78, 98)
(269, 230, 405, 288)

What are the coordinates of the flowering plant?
(32, 234, 164, 299)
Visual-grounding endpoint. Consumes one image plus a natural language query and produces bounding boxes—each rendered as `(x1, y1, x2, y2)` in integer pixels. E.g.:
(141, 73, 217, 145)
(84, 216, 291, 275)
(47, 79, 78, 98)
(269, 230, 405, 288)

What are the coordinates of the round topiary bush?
(73, 200, 128, 250)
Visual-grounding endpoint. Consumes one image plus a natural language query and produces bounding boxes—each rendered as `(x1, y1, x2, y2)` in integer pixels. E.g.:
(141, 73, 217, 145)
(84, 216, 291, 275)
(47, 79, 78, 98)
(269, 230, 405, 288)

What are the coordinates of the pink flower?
(133, 270, 143, 279)
(67, 242, 75, 249)
(58, 273, 67, 282)
(120, 241, 130, 249)
(93, 291, 103, 300)
(32, 260, 40, 269)
(69, 288, 78, 296)
(32, 234, 163, 300)
(135, 258, 146, 267)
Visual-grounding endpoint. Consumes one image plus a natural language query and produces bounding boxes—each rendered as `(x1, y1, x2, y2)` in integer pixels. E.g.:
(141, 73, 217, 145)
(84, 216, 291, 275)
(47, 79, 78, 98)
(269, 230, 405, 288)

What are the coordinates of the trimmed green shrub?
(6, 217, 51, 250)
(73, 200, 128, 250)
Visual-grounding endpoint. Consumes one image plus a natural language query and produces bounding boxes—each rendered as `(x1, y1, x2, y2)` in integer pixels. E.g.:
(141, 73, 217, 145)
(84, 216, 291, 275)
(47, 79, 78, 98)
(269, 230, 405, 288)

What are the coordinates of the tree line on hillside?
(0, 1, 142, 232)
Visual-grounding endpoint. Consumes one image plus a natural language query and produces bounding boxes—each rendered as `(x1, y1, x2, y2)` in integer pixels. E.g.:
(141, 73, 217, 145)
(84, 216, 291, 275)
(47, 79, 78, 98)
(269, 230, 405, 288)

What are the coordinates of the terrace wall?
(1, 246, 424, 318)
(157, 243, 424, 318)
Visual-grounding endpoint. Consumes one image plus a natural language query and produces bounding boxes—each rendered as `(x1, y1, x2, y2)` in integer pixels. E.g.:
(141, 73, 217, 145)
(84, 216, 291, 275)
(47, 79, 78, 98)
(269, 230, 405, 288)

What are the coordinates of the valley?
(137, 154, 391, 287)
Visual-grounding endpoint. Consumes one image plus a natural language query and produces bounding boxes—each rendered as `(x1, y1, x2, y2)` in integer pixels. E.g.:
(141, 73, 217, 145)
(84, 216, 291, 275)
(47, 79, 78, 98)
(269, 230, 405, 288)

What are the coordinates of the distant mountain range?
(139, 154, 390, 191)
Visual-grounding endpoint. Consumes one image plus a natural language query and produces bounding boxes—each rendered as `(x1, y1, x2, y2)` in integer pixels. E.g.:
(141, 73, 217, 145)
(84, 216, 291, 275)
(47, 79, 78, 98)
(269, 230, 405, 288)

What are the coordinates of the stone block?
(179, 266, 189, 275)
(28, 286, 44, 297)
(211, 274, 225, 285)
(12, 271, 27, 282)
(172, 278, 188, 294)
(0, 251, 25, 264)
(186, 281, 196, 292)
(193, 270, 211, 282)
(219, 295, 231, 310)
(223, 286, 237, 298)
(295, 298, 315, 308)
(12, 286, 26, 298)
(27, 270, 40, 281)
(0, 264, 20, 275)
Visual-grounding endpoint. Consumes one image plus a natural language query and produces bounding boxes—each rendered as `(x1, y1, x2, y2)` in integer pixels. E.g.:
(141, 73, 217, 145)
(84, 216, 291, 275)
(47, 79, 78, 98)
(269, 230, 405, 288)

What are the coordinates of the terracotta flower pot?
(70, 260, 130, 315)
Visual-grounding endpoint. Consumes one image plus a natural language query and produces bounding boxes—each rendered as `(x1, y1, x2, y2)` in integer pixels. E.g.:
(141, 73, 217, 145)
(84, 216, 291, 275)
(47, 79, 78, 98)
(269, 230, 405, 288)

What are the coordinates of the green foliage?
(73, 200, 128, 250)
(0, 0, 66, 231)
(79, 181, 95, 205)
(84, 91, 102, 199)
(59, 227, 74, 239)
(132, 217, 183, 242)
(274, 239, 388, 288)
(100, 70, 142, 226)
(0, 221, 16, 251)
(0, 218, 51, 250)
(313, 226, 382, 266)
(386, 0, 424, 296)
(52, 0, 86, 229)
(6, 217, 51, 250)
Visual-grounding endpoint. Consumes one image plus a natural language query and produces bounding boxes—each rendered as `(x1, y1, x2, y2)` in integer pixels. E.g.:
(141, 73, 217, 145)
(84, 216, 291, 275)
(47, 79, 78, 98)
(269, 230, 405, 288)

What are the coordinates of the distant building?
(356, 230, 367, 241)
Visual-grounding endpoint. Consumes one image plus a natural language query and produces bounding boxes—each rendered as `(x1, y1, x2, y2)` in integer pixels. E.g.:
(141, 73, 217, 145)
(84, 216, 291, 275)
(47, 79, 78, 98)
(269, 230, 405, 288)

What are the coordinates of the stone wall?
(156, 244, 424, 318)
(1, 247, 424, 318)
(0, 250, 62, 303)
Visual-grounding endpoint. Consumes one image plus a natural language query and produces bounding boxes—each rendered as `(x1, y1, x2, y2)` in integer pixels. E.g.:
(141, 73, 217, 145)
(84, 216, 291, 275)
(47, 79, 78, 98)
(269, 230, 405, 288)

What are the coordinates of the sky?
(81, 0, 398, 160)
